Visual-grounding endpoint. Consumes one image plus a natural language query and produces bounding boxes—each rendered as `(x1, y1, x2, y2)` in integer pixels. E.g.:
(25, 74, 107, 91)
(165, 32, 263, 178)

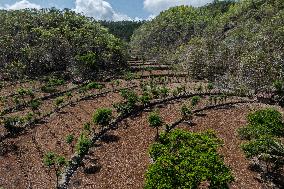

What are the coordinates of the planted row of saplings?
(0, 83, 138, 142)
(0, 77, 66, 103)
(57, 83, 245, 188)
(0, 81, 106, 116)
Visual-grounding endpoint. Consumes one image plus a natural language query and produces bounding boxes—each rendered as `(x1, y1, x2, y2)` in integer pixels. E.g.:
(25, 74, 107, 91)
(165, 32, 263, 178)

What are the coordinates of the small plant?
(75, 133, 92, 155)
(191, 96, 201, 107)
(24, 112, 34, 122)
(207, 82, 214, 91)
(47, 78, 65, 86)
(181, 105, 192, 120)
(65, 92, 72, 100)
(66, 134, 74, 145)
(148, 112, 163, 140)
(30, 99, 41, 112)
(273, 80, 283, 94)
(66, 134, 75, 152)
(160, 86, 169, 98)
(54, 96, 64, 107)
(41, 85, 56, 93)
(83, 122, 91, 132)
(140, 92, 151, 105)
(93, 108, 112, 128)
(86, 82, 103, 90)
(43, 152, 67, 188)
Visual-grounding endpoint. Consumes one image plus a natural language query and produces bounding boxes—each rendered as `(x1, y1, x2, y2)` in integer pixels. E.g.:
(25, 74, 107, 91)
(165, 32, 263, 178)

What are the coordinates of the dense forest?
(131, 0, 284, 92)
(100, 20, 145, 42)
(0, 8, 128, 81)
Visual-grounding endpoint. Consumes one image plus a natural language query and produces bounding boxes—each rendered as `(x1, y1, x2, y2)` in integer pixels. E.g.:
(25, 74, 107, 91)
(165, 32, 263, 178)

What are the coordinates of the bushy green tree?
(93, 108, 112, 128)
(145, 129, 234, 188)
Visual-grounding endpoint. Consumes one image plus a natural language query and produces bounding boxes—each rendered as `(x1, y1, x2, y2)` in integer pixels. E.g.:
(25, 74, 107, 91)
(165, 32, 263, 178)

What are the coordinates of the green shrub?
(140, 92, 151, 105)
(47, 78, 65, 86)
(207, 83, 214, 91)
(86, 82, 103, 90)
(41, 85, 56, 93)
(238, 108, 284, 139)
(30, 99, 41, 111)
(83, 122, 91, 132)
(241, 136, 284, 172)
(3, 116, 23, 133)
(145, 129, 234, 188)
(148, 112, 163, 140)
(160, 86, 169, 98)
(181, 105, 192, 119)
(75, 133, 92, 155)
(66, 134, 74, 145)
(93, 108, 112, 127)
(191, 96, 201, 107)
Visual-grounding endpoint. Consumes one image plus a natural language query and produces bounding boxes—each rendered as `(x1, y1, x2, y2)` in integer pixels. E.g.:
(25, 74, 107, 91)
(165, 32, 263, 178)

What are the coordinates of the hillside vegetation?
(0, 8, 127, 81)
(131, 0, 284, 91)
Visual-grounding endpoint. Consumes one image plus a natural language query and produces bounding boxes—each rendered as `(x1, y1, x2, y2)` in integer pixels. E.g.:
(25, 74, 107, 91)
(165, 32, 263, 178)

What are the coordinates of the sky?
(0, 0, 214, 20)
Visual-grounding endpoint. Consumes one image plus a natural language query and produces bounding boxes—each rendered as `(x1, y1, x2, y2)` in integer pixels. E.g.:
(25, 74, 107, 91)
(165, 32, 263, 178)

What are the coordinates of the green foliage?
(191, 96, 201, 107)
(273, 80, 283, 94)
(140, 92, 151, 105)
(131, 0, 284, 91)
(29, 99, 41, 111)
(83, 122, 91, 132)
(181, 105, 192, 119)
(0, 9, 127, 80)
(43, 151, 67, 187)
(238, 108, 284, 140)
(54, 97, 64, 107)
(160, 86, 169, 98)
(100, 20, 144, 42)
(66, 134, 74, 145)
(47, 78, 65, 86)
(145, 129, 234, 188)
(86, 82, 103, 90)
(115, 89, 139, 115)
(148, 112, 163, 129)
(239, 108, 284, 172)
(75, 133, 92, 155)
(207, 83, 214, 91)
(41, 85, 57, 93)
(93, 108, 112, 127)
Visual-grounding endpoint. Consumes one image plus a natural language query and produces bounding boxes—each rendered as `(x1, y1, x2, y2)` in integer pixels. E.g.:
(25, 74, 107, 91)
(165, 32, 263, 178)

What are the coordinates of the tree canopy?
(0, 8, 128, 80)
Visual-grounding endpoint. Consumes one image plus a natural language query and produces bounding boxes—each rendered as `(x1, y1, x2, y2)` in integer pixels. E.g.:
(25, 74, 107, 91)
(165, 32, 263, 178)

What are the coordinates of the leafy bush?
(75, 133, 92, 155)
(239, 108, 284, 173)
(140, 92, 151, 105)
(66, 134, 74, 145)
(148, 112, 163, 140)
(238, 108, 284, 140)
(160, 86, 169, 98)
(181, 105, 192, 119)
(145, 129, 234, 188)
(29, 99, 41, 111)
(93, 108, 112, 127)
(86, 82, 104, 90)
(191, 96, 201, 107)
(41, 85, 57, 93)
